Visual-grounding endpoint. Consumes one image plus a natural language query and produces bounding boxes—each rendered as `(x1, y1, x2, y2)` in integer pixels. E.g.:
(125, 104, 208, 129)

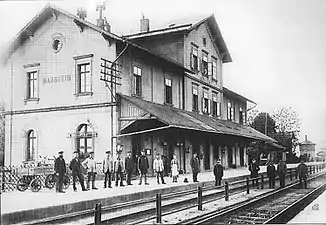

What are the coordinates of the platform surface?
(2, 162, 316, 215)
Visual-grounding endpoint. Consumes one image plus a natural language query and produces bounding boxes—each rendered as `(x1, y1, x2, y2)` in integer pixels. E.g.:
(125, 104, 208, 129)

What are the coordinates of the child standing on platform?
(171, 154, 179, 182)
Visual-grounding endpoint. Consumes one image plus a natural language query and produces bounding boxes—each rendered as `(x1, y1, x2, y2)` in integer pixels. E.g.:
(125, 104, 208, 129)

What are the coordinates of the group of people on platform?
(53, 150, 209, 193)
(249, 157, 309, 189)
(53, 150, 310, 193)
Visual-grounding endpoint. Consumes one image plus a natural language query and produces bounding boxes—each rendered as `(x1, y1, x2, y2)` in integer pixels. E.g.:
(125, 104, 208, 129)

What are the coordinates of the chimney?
(77, 8, 87, 20)
(305, 135, 308, 141)
(104, 18, 111, 32)
(140, 14, 150, 33)
(96, 3, 106, 29)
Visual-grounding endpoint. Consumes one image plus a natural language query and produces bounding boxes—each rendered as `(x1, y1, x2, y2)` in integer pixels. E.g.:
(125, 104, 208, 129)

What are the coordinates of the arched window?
(26, 130, 36, 161)
(76, 124, 93, 158)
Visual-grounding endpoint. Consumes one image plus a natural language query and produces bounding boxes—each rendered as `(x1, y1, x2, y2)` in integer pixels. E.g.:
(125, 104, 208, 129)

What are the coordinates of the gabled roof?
(2, 4, 194, 74)
(3, 4, 122, 61)
(223, 87, 256, 104)
(119, 94, 275, 143)
(124, 14, 232, 63)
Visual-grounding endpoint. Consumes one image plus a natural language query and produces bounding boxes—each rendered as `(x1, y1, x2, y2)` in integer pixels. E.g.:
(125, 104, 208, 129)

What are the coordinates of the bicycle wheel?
(63, 175, 70, 189)
(16, 178, 28, 192)
(45, 174, 56, 189)
(30, 178, 42, 192)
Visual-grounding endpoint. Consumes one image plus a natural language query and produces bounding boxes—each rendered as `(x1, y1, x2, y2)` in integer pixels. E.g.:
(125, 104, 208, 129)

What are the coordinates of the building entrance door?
(132, 135, 142, 166)
(240, 147, 244, 166)
(228, 147, 233, 167)
(204, 141, 210, 170)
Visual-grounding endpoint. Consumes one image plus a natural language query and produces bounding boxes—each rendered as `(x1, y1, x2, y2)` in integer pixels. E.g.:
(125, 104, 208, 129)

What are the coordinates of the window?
(133, 65, 142, 97)
(201, 51, 208, 76)
(27, 71, 38, 99)
(26, 130, 36, 161)
(165, 77, 172, 105)
(76, 124, 93, 159)
(203, 37, 207, 46)
(202, 89, 210, 114)
(192, 84, 199, 111)
(77, 63, 91, 94)
(227, 102, 234, 121)
(212, 93, 220, 117)
(239, 107, 246, 124)
(212, 57, 217, 81)
(74, 55, 93, 96)
(190, 44, 199, 71)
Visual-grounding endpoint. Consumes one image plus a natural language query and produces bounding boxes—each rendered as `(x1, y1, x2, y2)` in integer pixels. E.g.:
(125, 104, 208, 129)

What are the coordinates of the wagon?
(15, 165, 70, 192)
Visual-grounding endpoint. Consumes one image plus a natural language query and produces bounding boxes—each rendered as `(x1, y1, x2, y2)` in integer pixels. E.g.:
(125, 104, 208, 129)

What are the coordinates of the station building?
(1, 5, 276, 174)
(299, 135, 316, 162)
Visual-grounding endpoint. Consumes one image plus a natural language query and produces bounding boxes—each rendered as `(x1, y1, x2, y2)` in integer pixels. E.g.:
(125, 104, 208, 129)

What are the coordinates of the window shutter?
(217, 103, 221, 116)
(217, 60, 221, 78)
(208, 62, 212, 77)
(198, 53, 201, 73)
(201, 97, 204, 113)
(190, 45, 193, 69)
(208, 99, 211, 114)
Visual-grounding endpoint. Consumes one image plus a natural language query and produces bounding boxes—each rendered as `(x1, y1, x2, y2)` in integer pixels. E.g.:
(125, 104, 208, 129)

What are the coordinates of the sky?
(0, 0, 325, 152)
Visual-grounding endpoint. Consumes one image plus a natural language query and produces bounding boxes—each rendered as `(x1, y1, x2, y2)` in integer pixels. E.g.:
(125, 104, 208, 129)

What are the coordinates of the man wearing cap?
(138, 149, 149, 185)
(153, 152, 165, 184)
(69, 151, 87, 191)
(296, 159, 308, 189)
(277, 159, 287, 188)
(82, 151, 98, 190)
(103, 150, 113, 188)
(125, 151, 134, 185)
(213, 159, 224, 186)
(54, 151, 66, 193)
(190, 152, 200, 182)
(114, 154, 125, 187)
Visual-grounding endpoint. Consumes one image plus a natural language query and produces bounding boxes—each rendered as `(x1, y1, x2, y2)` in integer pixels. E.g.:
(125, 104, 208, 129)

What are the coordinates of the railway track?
(181, 171, 326, 224)
(25, 163, 325, 225)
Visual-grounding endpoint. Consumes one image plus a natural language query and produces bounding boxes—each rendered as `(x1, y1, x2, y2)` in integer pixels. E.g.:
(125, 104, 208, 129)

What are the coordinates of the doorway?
(240, 147, 244, 166)
(227, 147, 233, 167)
(204, 140, 210, 170)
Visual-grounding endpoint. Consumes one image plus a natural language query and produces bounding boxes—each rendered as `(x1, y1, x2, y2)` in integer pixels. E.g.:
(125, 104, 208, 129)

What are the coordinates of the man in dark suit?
(54, 150, 66, 193)
(125, 151, 134, 185)
(69, 150, 87, 192)
(213, 159, 224, 186)
(190, 152, 200, 182)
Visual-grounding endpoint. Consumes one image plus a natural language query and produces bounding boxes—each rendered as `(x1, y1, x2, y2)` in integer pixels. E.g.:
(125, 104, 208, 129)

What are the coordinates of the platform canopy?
(117, 94, 276, 143)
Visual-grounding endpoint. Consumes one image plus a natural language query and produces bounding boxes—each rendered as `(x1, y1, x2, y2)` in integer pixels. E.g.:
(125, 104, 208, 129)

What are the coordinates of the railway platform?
(1, 162, 320, 224)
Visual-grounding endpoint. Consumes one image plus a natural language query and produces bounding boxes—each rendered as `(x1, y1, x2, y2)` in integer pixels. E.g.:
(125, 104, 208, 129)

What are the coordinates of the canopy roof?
(118, 94, 275, 143)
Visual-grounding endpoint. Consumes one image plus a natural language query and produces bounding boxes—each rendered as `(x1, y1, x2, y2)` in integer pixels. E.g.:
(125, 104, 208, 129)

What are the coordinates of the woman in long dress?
(171, 154, 179, 182)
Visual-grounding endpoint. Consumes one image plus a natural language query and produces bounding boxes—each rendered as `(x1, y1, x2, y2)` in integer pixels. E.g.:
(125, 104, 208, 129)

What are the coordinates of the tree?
(0, 102, 5, 166)
(271, 107, 301, 162)
(247, 109, 259, 126)
(248, 112, 277, 162)
(250, 112, 277, 137)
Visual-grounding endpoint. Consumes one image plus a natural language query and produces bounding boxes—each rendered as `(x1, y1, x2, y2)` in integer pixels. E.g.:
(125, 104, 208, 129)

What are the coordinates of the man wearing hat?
(114, 154, 125, 187)
(213, 159, 224, 186)
(153, 152, 165, 184)
(125, 151, 134, 185)
(82, 151, 98, 190)
(138, 149, 149, 185)
(103, 150, 113, 188)
(54, 150, 66, 193)
(69, 151, 87, 192)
